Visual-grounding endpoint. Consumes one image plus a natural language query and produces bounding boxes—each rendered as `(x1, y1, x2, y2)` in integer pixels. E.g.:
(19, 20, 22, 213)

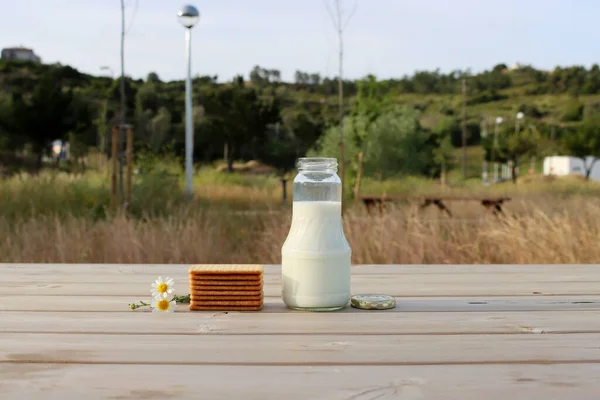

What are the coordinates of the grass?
(3, 162, 600, 264)
(2, 196, 600, 264)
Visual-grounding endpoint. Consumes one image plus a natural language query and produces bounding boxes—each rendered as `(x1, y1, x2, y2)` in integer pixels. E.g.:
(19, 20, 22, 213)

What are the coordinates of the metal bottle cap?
(351, 294, 396, 310)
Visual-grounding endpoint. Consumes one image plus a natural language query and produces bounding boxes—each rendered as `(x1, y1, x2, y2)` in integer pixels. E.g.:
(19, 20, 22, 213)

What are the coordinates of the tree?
(67, 93, 96, 166)
(432, 118, 457, 184)
(148, 107, 172, 152)
(249, 66, 280, 86)
(363, 107, 434, 179)
(203, 76, 281, 171)
(0, 92, 19, 151)
(563, 119, 600, 180)
(491, 125, 539, 183)
(562, 99, 584, 122)
(136, 82, 161, 114)
(350, 75, 389, 149)
(10, 72, 75, 167)
(258, 123, 298, 202)
(146, 72, 161, 84)
(294, 71, 310, 85)
(433, 135, 454, 185)
(108, 77, 137, 121)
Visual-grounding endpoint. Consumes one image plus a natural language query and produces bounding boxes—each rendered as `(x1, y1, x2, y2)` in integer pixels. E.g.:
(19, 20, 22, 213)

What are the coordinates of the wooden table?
(2, 263, 600, 399)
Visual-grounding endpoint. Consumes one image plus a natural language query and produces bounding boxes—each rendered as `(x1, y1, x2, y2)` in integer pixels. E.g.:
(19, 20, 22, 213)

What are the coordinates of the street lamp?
(177, 4, 200, 199)
(492, 117, 504, 183)
(481, 118, 489, 185)
(516, 111, 525, 134)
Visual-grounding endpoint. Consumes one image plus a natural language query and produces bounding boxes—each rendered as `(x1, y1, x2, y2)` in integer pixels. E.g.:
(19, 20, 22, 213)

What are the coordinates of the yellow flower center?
(157, 283, 168, 293)
(156, 299, 170, 311)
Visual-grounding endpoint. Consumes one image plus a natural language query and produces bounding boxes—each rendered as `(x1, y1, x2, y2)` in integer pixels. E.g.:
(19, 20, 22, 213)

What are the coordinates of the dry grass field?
(2, 181, 599, 264)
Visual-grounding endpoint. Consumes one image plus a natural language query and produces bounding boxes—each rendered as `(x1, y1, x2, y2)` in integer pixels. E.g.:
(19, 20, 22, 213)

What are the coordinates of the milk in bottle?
(281, 158, 351, 311)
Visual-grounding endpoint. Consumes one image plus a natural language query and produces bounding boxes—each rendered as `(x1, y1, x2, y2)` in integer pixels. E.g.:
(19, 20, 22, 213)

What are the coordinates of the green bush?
(562, 100, 584, 122)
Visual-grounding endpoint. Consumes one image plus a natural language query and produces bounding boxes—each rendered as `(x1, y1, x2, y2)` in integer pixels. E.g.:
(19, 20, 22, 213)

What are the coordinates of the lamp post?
(481, 118, 489, 186)
(493, 117, 503, 183)
(515, 111, 525, 135)
(177, 4, 200, 199)
(513, 112, 524, 181)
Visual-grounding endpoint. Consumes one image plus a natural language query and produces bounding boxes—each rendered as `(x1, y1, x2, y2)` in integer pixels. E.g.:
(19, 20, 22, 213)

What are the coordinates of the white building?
(1, 47, 41, 63)
(543, 156, 600, 181)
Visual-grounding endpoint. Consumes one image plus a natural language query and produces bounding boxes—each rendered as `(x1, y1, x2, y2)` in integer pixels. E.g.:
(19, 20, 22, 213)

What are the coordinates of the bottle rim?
(297, 157, 338, 172)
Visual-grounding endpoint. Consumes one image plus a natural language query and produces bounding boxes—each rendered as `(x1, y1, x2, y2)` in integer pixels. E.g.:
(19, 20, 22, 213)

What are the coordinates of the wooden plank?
(2, 333, 600, 365)
(3, 271, 600, 284)
(2, 364, 600, 400)
(2, 311, 600, 335)
(1, 295, 599, 312)
(2, 280, 600, 297)
(2, 263, 600, 276)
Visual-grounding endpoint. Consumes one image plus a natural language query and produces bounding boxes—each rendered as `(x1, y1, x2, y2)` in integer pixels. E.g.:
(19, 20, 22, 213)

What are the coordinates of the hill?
(1, 59, 599, 181)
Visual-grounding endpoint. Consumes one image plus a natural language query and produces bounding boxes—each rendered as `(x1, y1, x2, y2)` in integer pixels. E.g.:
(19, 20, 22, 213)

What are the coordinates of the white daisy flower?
(151, 297, 176, 313)
(151, 276, 174, 299)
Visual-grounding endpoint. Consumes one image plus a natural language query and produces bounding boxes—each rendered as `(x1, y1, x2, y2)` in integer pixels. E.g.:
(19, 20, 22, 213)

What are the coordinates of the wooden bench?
(359, 195, 511, 216)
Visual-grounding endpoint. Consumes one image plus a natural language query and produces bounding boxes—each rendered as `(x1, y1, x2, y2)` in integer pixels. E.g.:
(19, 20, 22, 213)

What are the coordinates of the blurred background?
(2, 0, 600, 264)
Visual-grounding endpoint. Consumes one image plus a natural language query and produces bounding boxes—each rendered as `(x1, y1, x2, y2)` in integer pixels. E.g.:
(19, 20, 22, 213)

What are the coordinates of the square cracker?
(189, 304, 263, 311)
(190, 289, 263, 296)
(189, 264, 264, 275)
(190, 277, 263, 286)
(191, 295, 264, 301)
(190, 299, 263, 306)
(188, 274, 263, 281)
(190, 284, 262, 291)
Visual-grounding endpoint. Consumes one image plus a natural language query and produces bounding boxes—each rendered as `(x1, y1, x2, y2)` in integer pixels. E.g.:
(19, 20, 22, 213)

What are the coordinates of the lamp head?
(178, 5, 200, 28)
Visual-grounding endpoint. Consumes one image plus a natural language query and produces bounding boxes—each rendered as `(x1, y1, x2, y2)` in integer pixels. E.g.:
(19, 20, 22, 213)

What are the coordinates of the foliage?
(432, 120, 456, 181)
(9, 70, 76, 165)
(5, 58, 600, 184)
(562, 100, 584, 122)
(483, 124, 540, 183)
(362, 107, 434, 179)
(202, 76, 281, 171)
(562, 118, 600, 179)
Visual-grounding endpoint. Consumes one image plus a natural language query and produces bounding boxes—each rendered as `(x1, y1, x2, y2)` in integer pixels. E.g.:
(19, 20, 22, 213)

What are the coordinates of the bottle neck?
(298, 168, 338, 174)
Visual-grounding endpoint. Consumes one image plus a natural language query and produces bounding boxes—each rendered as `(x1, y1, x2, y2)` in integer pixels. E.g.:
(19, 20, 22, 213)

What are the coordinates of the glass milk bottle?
(281, 157, 351, 311)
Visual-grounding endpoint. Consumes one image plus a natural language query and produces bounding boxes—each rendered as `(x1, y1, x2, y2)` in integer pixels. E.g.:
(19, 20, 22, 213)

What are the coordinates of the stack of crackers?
(188, 264, 264, 311)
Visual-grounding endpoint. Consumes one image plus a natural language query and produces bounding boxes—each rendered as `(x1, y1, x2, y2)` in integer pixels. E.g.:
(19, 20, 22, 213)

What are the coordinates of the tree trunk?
(511, 162, 517, 184)
(281, 178, 288, 203)
(353, 152, 364, 198)
(35, 152, 43, 172)
(584, 158, 598, 181)
(441, 160, 447, 186)
(226, 146, 234, 172)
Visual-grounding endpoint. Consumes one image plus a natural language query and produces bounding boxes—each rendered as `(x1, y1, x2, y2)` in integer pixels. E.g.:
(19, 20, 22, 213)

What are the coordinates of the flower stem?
(128, 300, 150, 310)
(173, 293, 190, 304)
(128, 294, 190, 310)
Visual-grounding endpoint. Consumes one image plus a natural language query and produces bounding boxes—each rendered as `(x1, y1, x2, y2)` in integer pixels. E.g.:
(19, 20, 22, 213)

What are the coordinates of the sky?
(2, 0, 600, 83)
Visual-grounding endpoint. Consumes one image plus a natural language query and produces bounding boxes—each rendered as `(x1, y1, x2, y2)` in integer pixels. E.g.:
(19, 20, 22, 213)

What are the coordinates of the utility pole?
(337, 1, 345, 189)
(481, 117, 488, 185)
(461, 78, 468, 179)
(326, 0, 356, 192)
(119, 0, 127, 208)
